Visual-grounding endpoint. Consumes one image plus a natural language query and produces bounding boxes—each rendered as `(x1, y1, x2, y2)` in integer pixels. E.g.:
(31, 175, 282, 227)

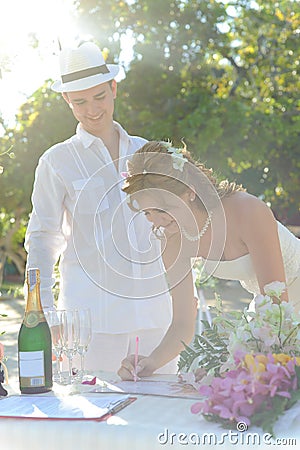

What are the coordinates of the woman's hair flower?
(160, 141, 188, 172)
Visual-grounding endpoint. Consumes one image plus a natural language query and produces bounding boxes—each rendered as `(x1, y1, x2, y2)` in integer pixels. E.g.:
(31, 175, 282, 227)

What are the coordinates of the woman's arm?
(118, 239, 197, 379)
(145, 268, 197, 370)
(238, 194, 288, 301)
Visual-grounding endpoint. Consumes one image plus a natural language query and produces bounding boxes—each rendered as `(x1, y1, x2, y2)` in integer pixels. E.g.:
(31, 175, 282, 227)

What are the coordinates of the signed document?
(90, 375, 200, 399)
(0, 393, 132, 420)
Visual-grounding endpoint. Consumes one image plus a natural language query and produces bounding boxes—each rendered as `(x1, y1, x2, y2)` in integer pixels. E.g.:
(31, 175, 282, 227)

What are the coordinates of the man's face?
(63, 81, 117, 137)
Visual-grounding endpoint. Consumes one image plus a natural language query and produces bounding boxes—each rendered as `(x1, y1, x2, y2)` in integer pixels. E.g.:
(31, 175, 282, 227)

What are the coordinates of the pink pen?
(134, 336, 139, 382)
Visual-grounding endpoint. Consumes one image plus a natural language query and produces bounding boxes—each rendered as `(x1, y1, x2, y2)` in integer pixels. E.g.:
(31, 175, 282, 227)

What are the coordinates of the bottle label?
(28, 269, 38, 291)
(24, 312, 42, 328)
(19, 351, 45, 387)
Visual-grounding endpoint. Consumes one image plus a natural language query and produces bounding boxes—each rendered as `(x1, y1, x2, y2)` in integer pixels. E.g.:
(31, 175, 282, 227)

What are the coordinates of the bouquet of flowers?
(178, 282, 300, 435)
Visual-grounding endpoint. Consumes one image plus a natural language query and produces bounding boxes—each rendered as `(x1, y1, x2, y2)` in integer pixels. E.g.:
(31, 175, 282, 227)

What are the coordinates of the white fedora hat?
(51, 42, 121, 92)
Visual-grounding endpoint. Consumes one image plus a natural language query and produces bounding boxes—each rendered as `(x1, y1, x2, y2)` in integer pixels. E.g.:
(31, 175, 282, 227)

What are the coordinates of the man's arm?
(25, 157, 67, 309)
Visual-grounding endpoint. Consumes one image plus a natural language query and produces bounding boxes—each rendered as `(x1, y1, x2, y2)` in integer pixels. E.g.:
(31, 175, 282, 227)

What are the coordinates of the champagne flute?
(76, 308, 92, 379)
(44, 310, 64, 383)
(61, 310, 79, 384)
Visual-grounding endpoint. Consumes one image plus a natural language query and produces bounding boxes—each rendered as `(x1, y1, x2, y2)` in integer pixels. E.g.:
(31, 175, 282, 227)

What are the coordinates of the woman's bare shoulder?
(226, 191, 274, 219)
(225, 191, 277, 241)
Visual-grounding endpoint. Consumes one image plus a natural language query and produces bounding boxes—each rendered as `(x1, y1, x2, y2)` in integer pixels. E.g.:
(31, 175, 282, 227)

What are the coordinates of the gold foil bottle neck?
(27, 268, 40, 290)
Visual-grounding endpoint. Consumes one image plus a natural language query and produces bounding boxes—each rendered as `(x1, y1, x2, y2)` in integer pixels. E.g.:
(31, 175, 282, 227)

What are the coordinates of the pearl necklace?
(181, 211, 213, 242)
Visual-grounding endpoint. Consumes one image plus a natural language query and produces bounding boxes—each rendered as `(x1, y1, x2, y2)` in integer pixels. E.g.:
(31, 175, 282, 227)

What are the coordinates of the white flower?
(279, 301, 295, 317)
(251, 326, 278, 347)
(235, 328, 251, 342)
(179, 285, 300, 378)
(264, 281, 286, 298)
(161, 142, 188, 172)
(170, 152, 188, 171)
(253, 294, 272, 312)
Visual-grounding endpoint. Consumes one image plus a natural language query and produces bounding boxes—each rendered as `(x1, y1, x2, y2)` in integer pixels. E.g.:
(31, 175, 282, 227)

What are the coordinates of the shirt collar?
(76, 121, 130, 150)
(76, 123, 99, 149)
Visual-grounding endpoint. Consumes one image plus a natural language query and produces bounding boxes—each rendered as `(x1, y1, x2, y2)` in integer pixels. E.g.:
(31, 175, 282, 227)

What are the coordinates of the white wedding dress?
(204, 222, 300, 311)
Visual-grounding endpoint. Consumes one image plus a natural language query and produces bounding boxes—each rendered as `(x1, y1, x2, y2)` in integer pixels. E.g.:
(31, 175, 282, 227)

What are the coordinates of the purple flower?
(191, 352, 300, 428)
(190, 402, 204, 414)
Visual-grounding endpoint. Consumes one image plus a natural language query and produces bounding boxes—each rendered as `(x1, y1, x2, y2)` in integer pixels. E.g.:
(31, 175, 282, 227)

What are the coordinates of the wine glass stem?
(80, 354, 85, 374)
(68, 356, 73, 383)
(56, 353, 62, 380)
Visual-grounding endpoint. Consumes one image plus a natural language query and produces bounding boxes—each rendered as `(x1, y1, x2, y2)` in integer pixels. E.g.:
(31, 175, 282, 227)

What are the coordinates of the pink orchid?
(191, 352, 300, 428)
(190, 402, 204, 414)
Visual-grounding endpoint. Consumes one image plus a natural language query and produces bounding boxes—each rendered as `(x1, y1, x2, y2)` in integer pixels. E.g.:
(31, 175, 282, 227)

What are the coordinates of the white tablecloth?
(1, 374, 299, 450)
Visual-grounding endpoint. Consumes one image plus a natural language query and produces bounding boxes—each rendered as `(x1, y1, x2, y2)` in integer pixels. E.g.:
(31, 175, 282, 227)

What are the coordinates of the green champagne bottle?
(18, 268, 53, 394)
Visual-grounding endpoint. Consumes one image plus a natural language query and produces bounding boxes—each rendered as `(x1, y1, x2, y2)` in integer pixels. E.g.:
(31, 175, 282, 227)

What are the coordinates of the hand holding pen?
(117, 351, 157, 381)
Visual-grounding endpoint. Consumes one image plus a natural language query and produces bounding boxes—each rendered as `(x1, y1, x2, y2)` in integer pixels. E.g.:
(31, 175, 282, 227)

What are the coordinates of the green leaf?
(251, 396, 287, 437)
(178, 320, 229, 374)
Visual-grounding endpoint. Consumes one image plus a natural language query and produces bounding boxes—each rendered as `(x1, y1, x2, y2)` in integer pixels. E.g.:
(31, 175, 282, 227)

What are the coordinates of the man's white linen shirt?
(25, 122, 172, 333)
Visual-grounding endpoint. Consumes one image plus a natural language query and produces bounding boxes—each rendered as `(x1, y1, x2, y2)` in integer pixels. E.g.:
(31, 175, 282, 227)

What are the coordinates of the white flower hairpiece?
(161, 141, 188, 172)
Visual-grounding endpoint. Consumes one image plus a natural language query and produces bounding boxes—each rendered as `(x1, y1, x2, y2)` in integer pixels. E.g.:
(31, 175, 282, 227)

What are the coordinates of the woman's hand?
(117, 354, 157, 380)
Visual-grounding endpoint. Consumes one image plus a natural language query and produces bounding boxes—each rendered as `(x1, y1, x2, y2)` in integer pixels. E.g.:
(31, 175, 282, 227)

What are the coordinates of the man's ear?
(111, 80, 117, 99)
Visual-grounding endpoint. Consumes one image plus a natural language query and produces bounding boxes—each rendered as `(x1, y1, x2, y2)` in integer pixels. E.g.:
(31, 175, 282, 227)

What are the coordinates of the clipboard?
(0, 394, 136, 422)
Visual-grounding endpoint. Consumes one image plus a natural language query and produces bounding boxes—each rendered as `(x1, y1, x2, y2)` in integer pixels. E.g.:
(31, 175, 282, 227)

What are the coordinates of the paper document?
(0, 394, 133, 420)
(90, 376, 200, 399)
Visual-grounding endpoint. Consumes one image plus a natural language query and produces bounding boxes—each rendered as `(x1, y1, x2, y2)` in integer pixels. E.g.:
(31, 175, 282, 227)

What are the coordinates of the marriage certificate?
(0, 393, 132, 420)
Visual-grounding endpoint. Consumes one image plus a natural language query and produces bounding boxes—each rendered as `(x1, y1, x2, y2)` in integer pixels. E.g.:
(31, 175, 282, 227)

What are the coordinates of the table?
(1, 374, 299, 450)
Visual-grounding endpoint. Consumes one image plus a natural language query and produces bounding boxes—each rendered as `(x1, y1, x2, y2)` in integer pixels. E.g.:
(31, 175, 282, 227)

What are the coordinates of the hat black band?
(61, 64, 110, 83)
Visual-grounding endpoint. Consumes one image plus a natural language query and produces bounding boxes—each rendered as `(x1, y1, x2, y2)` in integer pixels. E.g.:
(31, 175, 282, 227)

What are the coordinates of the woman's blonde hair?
(122, 141, 245, 211)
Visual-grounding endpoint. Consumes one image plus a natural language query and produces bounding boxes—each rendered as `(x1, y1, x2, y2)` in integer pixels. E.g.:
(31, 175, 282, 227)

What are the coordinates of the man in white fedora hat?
(24, 42, 176, 374)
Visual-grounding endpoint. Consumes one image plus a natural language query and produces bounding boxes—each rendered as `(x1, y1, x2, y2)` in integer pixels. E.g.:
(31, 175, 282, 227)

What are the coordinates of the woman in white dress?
(118, 140, 300, 380)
